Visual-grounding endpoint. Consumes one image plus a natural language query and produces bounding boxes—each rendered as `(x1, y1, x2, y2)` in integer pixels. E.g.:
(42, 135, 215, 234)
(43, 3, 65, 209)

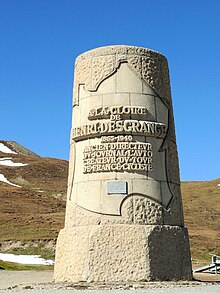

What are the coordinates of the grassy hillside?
(181, 178, 220, 262)
(0, 156, 67, 241)
(0, 141, 219, 264)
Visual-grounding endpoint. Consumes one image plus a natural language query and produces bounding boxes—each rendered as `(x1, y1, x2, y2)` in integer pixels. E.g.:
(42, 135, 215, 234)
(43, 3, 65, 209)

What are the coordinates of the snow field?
(0, 143, 17, 154)
(0, 159, 27, 167)
(0, 174, 21, 188)
(0, 253, 54, 265)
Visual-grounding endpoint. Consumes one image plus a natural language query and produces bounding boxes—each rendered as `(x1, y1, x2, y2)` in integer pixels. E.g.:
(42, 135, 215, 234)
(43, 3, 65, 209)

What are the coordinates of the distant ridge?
(0, 140, 40, 158)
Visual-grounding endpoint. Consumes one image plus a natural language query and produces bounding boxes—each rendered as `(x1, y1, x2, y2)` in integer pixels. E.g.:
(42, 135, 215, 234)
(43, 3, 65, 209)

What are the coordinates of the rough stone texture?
(64, 188, 184, 228)
(121, 195, 163, 225)
(148, 226, 192, 280)
(55, 45, 192, 282)
(55, 227, 90, 282)
(87, 225, 149, 282)
(64, 198, 163, 227)
(73, 45, 171, 106)
(55, 225, 192, 282)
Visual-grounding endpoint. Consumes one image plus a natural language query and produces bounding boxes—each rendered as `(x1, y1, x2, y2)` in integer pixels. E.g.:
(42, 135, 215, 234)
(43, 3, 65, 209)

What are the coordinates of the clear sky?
(0, 0, 219, 181)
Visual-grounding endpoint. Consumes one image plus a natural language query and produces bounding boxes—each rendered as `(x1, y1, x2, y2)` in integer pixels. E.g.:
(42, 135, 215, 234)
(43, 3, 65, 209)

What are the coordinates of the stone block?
(93, 66, 116, 94)
(146, 137, 167, 182)
(130, 178, 162, 204)
(102, 93, 130, 108)
(155, 96, 169, 125)
(130, 93, 156, 121)
(54, 224, 192, 282)
(72, 141, 89, 183)
(80, 95, 103, 124)
(142, 80, 157, 96)
(76, 181, 101, 213)
(116, 63, 142, 93)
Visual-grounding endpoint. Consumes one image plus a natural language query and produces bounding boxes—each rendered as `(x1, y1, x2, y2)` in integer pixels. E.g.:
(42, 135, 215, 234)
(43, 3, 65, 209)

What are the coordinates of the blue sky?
(0, 0, 219, 181)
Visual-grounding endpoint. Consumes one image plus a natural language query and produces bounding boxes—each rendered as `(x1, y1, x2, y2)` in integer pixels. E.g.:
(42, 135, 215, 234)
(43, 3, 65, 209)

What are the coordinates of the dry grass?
(0, 144, 219, 264)
(0, 260, 53, 270)
(181, 178, 220, 262)
(0, 151, 67, 243)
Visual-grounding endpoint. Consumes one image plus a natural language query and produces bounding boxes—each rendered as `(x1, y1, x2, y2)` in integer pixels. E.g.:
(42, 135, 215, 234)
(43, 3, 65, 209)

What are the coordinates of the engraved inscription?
(72, 120, 166, 141)
(83, 142, 153, 173)
(89, 106, 147, 120)
(72, 105, 167, 142)
(101, 135, 132, 143)
(77, 105, 166, 174)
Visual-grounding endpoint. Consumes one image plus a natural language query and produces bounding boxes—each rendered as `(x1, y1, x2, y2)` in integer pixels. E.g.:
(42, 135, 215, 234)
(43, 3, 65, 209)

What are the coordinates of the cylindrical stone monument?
(54, 45, 192, 282)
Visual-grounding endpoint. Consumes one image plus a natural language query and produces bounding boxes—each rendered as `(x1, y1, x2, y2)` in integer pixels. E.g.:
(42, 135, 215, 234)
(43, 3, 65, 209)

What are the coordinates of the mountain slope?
(0, 141, 68, 242)
(181, 178, 220, 262)
(0, 141, 219, 263)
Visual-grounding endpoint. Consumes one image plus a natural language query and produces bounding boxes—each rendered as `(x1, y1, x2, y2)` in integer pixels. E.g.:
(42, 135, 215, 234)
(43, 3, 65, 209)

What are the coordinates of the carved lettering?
(88, 105, 147, 120)
(72, 120, 166, 141)
(83, 142, 153, 174)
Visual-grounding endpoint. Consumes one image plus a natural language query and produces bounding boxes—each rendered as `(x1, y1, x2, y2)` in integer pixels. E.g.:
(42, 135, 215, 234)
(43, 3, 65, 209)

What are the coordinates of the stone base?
(54, 224, 192, 282)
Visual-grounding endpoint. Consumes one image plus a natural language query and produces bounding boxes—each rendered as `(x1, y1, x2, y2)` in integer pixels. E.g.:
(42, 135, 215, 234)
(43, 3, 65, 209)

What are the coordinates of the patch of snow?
(0, 143, 17, 154)
(0, 157, 12, 161)
(0, 159, 27, 167)
(0, 174, 21, 188)
(0, 253, 54, 266)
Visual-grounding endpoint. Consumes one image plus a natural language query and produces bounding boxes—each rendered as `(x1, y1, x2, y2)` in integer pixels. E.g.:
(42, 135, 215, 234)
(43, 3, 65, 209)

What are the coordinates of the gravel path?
(0, 270, 53, 290)
(2, 284, 220, 293)
(0, 271, 219, 293)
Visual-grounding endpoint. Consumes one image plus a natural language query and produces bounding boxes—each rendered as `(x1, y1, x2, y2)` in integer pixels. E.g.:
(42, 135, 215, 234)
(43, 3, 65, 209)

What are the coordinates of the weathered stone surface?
(73, 45, 171, 105)
(55, 45, 192, 282)
(121, 195, 163, 225)
(148, 225, 192, 280)
(55, 225, 192, 282)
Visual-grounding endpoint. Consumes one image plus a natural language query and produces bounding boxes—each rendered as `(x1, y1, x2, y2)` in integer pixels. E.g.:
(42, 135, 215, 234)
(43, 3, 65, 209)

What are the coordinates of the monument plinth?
(54, 45, 192, 282)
